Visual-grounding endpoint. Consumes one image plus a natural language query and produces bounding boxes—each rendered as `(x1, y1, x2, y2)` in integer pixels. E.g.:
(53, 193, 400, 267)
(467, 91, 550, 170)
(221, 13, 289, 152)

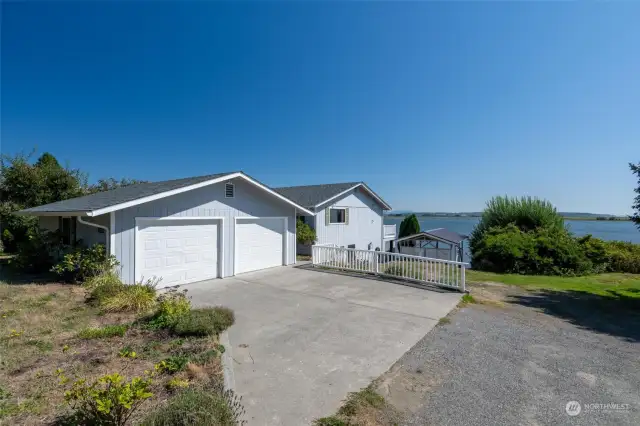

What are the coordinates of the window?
(329, 208, 346, 224)
(297, 215, 306, 224)
(225, 182, 234, 198)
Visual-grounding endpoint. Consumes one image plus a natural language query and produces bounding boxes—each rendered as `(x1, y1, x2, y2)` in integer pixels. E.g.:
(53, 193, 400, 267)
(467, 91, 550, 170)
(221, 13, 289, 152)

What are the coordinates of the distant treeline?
(385, 212, 631, 221)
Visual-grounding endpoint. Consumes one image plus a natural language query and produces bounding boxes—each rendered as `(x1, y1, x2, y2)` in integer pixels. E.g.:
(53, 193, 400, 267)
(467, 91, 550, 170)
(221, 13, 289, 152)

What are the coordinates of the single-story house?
(19, 172, 315, 287)
(395, 228, 467, 262)
(274, 182, 394, 252)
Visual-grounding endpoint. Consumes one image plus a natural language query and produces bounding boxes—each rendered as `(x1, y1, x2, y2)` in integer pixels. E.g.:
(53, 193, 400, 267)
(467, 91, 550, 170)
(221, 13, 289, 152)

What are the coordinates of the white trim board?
(314, 183, 392, 211)
(90, 173, 314, 217)
(134, 216, 226, 284)
(233, 216, 288, 275)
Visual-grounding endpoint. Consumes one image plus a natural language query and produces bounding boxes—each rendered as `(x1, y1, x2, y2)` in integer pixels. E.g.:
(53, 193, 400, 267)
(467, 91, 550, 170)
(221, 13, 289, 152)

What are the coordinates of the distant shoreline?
(384, 214, 631, 222)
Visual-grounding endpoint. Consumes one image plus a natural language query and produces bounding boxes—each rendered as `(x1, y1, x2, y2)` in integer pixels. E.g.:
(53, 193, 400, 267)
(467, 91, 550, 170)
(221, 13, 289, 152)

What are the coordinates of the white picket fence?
(312, 245, 468, 292)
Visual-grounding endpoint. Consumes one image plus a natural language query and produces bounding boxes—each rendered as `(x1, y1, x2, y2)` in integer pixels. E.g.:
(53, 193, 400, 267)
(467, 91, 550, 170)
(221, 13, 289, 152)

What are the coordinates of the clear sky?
(1, 2, 638, 214)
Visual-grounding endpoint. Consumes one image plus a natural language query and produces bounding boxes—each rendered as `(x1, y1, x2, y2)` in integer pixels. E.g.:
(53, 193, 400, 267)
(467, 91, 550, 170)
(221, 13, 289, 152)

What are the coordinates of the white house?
(19, 172, 315, 287)
(274, 182, 395, 252)
(18, 173, 394, 288)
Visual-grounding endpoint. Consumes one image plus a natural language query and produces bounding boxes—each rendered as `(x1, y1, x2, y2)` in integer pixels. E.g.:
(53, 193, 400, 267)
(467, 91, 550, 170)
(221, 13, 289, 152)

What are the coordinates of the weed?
(101, 280, 158, 313)
(173, 307, 235, 337)
(146, 288, 191, 330)
(189, 349, 219, 366)
(118, 346, 137, 359)
(314, 417, 347, 426)
(26, 339, 53, 352)
(461, 294, 476, 304)
(155, 355, 190, 374)
(77, 324, 129, 339)
(165, 377, 190, 391)
(438, 317, 451, 326)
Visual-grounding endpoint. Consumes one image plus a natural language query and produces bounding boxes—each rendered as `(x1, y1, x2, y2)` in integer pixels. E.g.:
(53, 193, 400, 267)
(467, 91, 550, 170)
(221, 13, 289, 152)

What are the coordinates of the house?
(395, 228, 467, 262)
(273, 182, 395, 252)
(19, 172, 314, 288)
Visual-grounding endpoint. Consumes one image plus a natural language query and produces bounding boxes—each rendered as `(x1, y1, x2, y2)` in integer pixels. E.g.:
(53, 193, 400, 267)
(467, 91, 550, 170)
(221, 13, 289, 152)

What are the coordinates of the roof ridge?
(274, 181, 361, 189)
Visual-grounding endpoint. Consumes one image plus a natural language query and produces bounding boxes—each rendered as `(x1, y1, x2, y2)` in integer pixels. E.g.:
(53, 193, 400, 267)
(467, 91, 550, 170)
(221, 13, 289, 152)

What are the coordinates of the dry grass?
(0, 282, 226, 425)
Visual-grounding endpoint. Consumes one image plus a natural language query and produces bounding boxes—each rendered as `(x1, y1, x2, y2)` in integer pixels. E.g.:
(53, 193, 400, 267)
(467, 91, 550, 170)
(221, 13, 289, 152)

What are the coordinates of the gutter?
(77, 216, 110, 256)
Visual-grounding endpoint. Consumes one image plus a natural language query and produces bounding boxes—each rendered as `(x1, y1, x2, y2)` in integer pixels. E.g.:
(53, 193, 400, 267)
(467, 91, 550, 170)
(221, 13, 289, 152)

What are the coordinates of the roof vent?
(225, 182, 235, 198)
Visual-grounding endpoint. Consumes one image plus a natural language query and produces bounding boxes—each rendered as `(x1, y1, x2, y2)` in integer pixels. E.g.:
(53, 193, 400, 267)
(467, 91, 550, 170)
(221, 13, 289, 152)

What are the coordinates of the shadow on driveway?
(507, 288, 640, 342)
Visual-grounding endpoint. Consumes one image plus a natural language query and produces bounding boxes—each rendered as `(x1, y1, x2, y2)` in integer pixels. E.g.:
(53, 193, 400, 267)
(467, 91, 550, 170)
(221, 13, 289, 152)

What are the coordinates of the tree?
(87, 177, 147, 194)
(296, 219, 317, 245)
(631, 162, 640, 230)
(398, 214, 420, 239)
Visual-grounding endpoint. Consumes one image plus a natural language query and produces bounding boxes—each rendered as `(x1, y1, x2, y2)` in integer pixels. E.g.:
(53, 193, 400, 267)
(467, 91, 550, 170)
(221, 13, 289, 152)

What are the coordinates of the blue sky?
(2, 2, 638, 214)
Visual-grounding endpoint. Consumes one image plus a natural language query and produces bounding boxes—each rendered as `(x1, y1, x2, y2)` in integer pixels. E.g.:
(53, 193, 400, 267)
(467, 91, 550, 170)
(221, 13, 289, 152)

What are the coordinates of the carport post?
(460, 265, 466, 292)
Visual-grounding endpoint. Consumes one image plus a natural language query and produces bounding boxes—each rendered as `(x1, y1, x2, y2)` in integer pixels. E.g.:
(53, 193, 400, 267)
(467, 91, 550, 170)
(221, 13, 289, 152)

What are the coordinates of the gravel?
(378, 301, 640, 426)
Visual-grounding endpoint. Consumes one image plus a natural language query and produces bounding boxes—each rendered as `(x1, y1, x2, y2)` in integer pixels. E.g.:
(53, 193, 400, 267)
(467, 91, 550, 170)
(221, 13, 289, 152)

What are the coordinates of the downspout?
(77, 216, 110, 256)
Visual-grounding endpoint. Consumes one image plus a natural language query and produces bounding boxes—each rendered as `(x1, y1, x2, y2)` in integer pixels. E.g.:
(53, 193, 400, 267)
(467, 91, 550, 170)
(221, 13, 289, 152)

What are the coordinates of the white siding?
(77, 215, 110, 247)
(314, 188, 384, 250)
(113, 177, 296, 284)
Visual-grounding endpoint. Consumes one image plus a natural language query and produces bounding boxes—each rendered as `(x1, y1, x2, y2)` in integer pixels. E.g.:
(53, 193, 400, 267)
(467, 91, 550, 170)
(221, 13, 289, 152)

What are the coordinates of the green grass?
(77, 324, 129, 339)
(460, 294, 476, 304)
(173, 307, 235, 337)
(467, 271, 640, 299)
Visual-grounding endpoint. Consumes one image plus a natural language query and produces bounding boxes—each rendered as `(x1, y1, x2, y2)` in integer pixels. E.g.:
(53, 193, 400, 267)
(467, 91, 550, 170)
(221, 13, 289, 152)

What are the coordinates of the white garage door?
(137, 219, 219, 288)
(235, 218, 285, 274)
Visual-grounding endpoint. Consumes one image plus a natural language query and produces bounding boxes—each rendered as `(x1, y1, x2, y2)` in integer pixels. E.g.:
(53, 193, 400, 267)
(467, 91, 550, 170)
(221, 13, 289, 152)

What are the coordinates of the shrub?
(173, 307, 235, 337)
(101, 279, 158, 313)
(398, 214, 420, 239)
(146, 288, 191, 330)
(78, 324, 129, 339)
(12, 227, 70, 273)
(63, 373, 153, 426)
(605, 240, 640, 274)
(471, 224, 592, 276)
(52, 244, 119, 283)
(297, 219, 317, 245)
(140, 383, 244, 426)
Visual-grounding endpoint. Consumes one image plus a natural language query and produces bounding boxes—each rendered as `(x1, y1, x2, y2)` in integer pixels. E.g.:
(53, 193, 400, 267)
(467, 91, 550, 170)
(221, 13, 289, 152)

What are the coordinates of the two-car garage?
(136, 217, 287, 288)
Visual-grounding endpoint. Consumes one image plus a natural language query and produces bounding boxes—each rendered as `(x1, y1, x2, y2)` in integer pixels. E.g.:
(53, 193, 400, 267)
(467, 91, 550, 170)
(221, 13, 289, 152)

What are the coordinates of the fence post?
(460, 265, 466, 292)
(374, 252, 379, 274)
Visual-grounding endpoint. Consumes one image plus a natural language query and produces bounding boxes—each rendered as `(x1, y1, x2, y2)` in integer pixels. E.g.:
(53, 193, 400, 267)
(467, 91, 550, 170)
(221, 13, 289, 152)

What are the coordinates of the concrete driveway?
(185, 265, 461, 425)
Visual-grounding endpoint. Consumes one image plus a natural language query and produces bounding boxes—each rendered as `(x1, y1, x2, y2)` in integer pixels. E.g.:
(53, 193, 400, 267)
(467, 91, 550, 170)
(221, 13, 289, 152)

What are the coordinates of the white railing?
(312, 245, 467, 292)
(383, 224, 397, 238)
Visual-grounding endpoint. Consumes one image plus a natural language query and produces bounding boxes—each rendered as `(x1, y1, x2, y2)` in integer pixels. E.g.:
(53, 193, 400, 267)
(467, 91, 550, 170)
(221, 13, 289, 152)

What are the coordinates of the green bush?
(604, 240, 640, 274)
(86, 272, 126, 305)
(140, 384, 244, 426)
(63, 373, 152, 426)
(12, 227, 70, 273)
(52, 244, 119, 283)
(296, 219, 317, 245)
(78, 324, 129, 339)
(173, 307, 235, 337)
(471, 224, 592, 276)
(146, 288, 191, 330)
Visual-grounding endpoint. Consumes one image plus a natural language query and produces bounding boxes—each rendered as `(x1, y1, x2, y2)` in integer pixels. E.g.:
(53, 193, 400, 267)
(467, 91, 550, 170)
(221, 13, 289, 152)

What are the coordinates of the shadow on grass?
(508, 289, 640, 342)
(0, 263, 58, 285)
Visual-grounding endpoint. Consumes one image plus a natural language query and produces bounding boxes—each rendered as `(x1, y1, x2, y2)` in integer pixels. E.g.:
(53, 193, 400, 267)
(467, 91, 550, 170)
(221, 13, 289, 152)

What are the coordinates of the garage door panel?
(137, 219, 219, 288)
(236, 218, 285, 274)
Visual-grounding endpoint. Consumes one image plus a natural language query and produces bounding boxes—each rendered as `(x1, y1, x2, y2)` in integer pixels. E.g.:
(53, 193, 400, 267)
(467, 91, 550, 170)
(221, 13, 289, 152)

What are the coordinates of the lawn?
(467, 270, 640, 299)
(0, 281, 237, 425)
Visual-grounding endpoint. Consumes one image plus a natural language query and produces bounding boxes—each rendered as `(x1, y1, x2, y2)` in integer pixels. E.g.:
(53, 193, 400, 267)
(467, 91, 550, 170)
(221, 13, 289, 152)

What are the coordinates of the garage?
(235, 217, 286, 274)
(136, 218, 221, 288)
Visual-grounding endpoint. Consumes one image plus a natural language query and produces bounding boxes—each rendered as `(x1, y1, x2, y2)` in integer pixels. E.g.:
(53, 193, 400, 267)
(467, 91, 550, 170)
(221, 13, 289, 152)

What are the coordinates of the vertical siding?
(113, 178, 297, 284)
(314, 188, 384, 250)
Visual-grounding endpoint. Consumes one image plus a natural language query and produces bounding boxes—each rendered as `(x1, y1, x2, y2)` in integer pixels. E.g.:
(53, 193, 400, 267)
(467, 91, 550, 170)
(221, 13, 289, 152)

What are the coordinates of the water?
(384, 216, 640, 262)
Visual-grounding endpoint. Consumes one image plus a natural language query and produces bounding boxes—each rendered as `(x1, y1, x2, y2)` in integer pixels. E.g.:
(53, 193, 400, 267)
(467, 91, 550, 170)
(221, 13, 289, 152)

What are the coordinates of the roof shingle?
(273, 182, 361, 208)
(20, 172, 237, 214)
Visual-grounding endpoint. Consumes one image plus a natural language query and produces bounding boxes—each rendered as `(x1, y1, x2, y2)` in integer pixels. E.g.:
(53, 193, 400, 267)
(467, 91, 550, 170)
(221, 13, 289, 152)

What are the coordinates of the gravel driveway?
(376, 286, 640, 426)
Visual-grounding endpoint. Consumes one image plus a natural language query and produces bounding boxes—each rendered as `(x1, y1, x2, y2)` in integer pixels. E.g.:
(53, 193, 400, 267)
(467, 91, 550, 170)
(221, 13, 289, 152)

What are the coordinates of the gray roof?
(397, 228, 468, 245)
(20, 172, 238, 214)
(273, 182, 363, 208)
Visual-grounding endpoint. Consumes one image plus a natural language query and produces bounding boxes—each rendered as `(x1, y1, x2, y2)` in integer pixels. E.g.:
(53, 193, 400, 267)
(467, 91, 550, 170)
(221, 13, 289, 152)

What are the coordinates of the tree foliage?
(398, 214, 420, 239)
(0, 149, 142, 253)
(631, 162, 640, 230)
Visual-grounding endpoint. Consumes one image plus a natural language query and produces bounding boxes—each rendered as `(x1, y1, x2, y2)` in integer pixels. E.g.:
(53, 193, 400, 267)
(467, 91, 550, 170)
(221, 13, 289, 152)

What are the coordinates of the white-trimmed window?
(329, 208, 346, 224)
